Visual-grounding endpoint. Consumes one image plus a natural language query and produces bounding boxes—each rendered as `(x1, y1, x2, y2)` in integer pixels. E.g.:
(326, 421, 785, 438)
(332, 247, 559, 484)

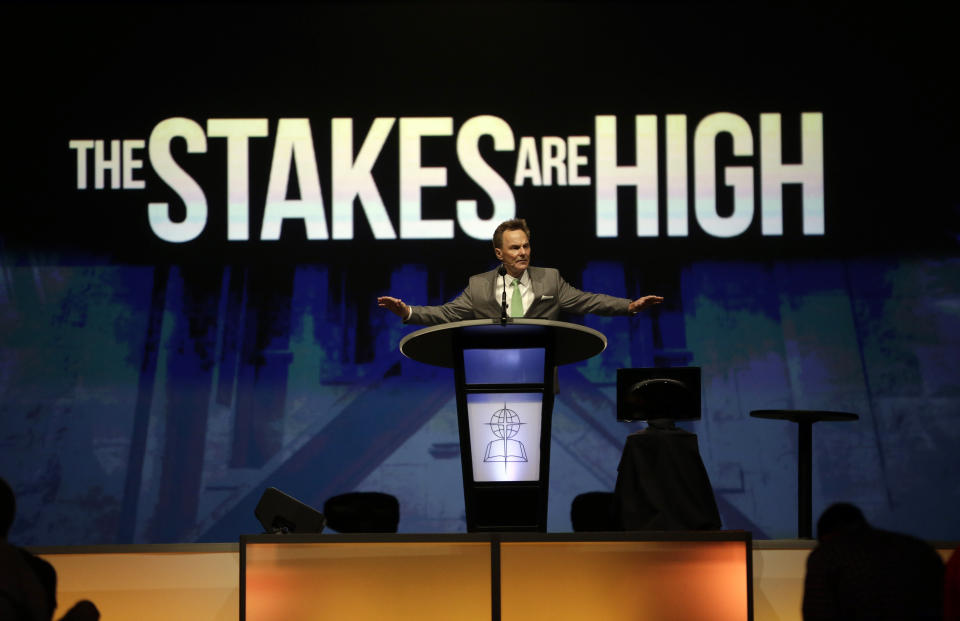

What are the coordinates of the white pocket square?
(540, 295, 554, 301)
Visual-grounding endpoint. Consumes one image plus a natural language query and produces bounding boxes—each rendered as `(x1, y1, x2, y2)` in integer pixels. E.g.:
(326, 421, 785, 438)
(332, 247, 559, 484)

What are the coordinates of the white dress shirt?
(495, 268, 534, 317)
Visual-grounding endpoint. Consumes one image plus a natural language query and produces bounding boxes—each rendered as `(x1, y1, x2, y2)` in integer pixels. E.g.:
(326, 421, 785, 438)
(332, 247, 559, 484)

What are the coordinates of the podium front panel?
(244, 539, 491, 621)
(241, 533, 752, 621)
(463, 347, 545, 384)
(500, 539, 750, 621)
(466, 392, 542, 482)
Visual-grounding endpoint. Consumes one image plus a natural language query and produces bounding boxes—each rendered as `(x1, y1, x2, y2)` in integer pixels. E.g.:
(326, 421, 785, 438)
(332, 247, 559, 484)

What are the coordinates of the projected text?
(68, 112, 825, 243)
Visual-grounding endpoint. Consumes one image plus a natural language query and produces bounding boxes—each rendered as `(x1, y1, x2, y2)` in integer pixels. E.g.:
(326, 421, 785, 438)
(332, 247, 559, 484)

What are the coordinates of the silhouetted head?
(1, 477, 15, 540)
(817, 502, 869, 541)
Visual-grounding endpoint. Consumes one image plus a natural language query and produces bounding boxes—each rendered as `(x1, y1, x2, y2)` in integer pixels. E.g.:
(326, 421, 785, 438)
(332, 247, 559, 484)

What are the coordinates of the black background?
(4, 2, 957, 268)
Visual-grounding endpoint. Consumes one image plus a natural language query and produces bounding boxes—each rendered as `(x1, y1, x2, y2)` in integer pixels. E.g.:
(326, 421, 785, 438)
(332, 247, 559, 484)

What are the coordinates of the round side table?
(750, 410, 859, 538)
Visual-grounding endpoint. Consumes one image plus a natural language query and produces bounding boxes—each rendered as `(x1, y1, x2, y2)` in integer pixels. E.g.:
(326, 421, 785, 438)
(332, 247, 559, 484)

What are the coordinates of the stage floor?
(33, 535, 956, 621)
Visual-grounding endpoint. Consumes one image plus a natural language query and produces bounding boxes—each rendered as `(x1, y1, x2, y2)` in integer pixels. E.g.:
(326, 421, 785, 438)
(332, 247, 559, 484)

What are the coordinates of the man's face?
(495, 229, 531, 278)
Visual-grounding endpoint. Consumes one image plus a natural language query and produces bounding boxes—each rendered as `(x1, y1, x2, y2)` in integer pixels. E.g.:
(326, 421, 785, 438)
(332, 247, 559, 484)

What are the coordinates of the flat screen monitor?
(616, 367, 701, 421)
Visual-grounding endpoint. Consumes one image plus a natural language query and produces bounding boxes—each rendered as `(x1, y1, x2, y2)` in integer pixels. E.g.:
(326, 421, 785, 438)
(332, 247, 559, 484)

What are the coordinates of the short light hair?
(492, 218, 531, 250)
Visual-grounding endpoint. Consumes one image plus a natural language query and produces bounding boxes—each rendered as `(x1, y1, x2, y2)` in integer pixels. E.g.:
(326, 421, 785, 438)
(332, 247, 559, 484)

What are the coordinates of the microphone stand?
(498, 265, 508, 325)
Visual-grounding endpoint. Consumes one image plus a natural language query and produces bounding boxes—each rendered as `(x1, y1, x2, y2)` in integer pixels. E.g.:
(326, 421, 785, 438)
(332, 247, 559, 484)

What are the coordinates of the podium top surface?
(399, 319, 607, 368)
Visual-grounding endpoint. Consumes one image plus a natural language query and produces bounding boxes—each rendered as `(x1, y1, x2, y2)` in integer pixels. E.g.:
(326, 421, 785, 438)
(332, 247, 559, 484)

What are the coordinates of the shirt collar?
(510, 269, 530, 288)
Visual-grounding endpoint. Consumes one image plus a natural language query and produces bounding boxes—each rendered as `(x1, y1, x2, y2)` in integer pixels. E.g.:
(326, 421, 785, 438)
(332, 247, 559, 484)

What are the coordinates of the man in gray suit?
(378, 218, 663, 324)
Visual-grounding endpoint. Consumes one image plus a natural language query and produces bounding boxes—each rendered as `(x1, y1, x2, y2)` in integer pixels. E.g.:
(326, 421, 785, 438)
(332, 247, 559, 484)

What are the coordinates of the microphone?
(498, 265, 508, 325)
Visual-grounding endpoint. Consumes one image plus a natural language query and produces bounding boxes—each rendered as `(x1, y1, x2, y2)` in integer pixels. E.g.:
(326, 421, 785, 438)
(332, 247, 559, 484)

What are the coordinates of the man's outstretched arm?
(555, 272, 664, 316)
(377, 290, 476, 325)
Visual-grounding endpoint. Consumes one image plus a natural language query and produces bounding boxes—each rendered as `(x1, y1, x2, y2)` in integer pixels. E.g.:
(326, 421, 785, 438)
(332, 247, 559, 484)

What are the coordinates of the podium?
(400, 319, 607, 532)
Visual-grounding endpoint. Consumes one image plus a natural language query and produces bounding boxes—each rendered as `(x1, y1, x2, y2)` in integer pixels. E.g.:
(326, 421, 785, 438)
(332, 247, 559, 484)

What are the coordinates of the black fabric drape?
(614, 429, 721, 530)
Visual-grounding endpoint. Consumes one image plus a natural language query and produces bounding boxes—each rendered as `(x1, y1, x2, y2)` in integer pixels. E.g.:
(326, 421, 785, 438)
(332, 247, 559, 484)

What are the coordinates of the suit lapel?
(485, 268, 504, 318)
(526, 267, 541, 315)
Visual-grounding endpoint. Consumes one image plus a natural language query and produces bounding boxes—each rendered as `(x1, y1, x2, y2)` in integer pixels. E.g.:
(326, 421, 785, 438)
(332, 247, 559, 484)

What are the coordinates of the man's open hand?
(377, 296, 409, 319)
(628, 295, 664, 314)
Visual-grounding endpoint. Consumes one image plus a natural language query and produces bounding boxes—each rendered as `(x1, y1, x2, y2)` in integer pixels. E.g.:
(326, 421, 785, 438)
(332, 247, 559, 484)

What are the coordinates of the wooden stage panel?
(244, 539, 492, 621)
(500, 540, 749, 621)
(38, 547, 239, 621)
(35, 540, 956, 621)
(242, 533, 752, 621)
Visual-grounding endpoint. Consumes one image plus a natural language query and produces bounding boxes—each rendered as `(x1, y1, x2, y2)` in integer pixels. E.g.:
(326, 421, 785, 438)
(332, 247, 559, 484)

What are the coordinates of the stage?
(33, 535, 956, 621)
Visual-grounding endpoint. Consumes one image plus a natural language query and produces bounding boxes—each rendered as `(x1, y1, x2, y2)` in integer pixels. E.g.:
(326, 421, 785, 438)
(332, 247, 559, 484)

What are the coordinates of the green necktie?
(510, 278, 524, 317)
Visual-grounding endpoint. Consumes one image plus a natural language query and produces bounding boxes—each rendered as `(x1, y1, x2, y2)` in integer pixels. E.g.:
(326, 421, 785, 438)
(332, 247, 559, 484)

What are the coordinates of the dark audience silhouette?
(0, 478, 99, 621)
(946, 544, 960, 621)
(802, 502, 944, 621)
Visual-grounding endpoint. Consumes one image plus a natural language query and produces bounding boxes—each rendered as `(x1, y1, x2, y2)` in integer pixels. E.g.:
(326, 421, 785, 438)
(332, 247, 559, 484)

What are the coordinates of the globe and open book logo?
(468, 394, 541, 482)
(484, 403, 528, 468)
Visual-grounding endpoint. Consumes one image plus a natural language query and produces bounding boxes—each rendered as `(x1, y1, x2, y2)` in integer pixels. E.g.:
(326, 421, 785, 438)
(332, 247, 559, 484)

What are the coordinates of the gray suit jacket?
(407, 266, 631, 326)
